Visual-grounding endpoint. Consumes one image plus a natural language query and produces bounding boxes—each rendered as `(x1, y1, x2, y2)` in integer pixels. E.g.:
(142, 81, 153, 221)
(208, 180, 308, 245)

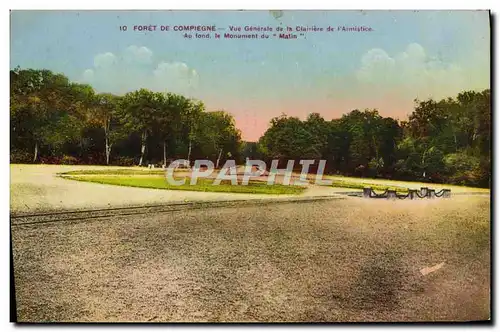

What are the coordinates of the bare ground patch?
(11, 196, 490, 322)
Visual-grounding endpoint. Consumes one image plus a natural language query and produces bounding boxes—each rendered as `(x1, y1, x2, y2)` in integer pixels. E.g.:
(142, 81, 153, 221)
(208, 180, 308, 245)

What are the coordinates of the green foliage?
(443, 152, 483, 186)
(11, 67, 242, 167)
(399, 90, 490, 186)
(10, 67, 490, 188)
(10, 67, 81, 160)
(259, 109, 402, 176)
(257, 90, 490, 187)
(259, 114, 324, 160)
(60, 155, 78, 165)
(118, 89, 162, 133)
(10, 150, 33, 164)
(195, 111, 242, 164)
(111, 156, 137, 167)
(63, 174, 305, 195)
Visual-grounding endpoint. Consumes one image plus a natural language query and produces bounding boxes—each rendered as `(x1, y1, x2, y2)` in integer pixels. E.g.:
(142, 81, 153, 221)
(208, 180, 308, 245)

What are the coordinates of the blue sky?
(10, 10, 490, 141)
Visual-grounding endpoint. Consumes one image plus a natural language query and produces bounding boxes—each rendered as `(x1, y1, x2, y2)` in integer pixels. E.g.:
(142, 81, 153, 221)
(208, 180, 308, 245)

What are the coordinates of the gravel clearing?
(11, 196, 490, 322)
(11, 165, 339, 213)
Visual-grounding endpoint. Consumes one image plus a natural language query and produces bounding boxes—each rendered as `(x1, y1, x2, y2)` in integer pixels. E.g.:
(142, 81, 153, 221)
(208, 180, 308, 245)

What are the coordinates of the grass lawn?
(329, 179, 409, 193)
(59, 167, 490, 195)
(61, 173, 306, 195)
(62, 168, 168, 176)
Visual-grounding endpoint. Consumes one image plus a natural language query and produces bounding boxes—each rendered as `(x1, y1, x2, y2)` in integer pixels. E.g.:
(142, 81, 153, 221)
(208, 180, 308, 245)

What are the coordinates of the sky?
(10, 10, 490, 141)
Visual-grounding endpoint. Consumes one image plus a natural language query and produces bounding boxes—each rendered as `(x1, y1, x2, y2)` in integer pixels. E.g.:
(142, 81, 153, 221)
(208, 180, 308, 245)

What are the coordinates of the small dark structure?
(387, 190, 397, 200)
(363, 187, 451, 200)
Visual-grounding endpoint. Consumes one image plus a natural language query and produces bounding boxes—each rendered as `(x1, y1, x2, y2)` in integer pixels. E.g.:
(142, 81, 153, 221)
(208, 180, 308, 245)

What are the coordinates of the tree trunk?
(104, 120, 112, 165)
(104, 127, 110, 165)
(105, 141, 112, 166)
(421, 150, 427, 178)
(163, 140, 167, 167)
(105, 141, 110, 165)
(216, 148, 223, 169)
(139, 130, 147, 166)
(33, 142, 38, 163)
(187, 140, 192, 165)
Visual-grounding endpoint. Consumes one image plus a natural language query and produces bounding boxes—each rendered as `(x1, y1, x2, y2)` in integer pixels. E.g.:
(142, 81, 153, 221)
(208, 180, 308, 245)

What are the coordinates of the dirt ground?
(11, 196, 490, 322)
(10, 164, 347, 213)
(9, 165, 294, 213)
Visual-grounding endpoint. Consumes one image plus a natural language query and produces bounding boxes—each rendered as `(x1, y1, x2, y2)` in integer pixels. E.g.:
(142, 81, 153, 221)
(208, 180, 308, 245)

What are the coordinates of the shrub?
(443, 152, 482, 186)
(61, 155, 79, 165)
(38, 155, 83, 165)
(112, 156, 136, 166)
(10, 150, 33, 164)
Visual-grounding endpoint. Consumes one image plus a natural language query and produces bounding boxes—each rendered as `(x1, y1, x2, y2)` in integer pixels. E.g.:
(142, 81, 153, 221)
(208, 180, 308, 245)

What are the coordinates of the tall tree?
(118, 89, 163, 166)
(198, 111, 241, 168)
(182, 100, 204, 165)
(10, 68, 79, 161)
(87, 93, 123, 165)
(154, 92, 188, 167)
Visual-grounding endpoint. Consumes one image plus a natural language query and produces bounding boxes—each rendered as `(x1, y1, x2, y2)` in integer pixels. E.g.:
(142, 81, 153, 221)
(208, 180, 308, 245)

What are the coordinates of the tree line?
(254, 89, 490, 187)
(10, 67, 491, 187)
(10, 67, 242, 167)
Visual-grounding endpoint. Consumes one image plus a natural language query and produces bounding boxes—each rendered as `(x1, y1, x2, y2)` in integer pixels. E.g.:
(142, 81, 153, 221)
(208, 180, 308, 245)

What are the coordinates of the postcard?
(10, 10, 491, 323)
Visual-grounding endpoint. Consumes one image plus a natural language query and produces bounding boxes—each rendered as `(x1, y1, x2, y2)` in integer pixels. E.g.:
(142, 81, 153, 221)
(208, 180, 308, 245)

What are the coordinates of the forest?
(10, 67, 491, 187)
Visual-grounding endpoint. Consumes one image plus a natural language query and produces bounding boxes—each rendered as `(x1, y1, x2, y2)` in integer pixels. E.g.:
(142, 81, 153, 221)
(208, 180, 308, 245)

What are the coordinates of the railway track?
(10, 196, 343, 226)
